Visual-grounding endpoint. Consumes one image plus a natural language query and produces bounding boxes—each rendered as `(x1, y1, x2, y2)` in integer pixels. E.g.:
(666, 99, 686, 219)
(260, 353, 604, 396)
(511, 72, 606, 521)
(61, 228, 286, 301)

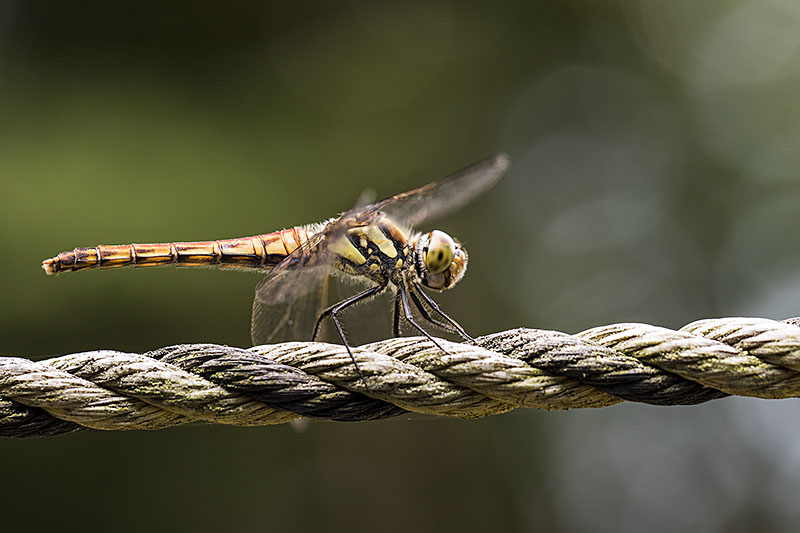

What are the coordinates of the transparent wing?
(252, 267, 392, 346)
(251, 264, 334, 345)
(250, 231, 337, 345)
(358, 153, 510, 229)
(250, 217, 387, 345)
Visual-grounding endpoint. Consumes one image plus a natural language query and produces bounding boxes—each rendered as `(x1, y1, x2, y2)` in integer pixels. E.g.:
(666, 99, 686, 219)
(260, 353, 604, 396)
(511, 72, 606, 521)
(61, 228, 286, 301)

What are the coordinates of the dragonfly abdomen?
(42, 228, 309, 275)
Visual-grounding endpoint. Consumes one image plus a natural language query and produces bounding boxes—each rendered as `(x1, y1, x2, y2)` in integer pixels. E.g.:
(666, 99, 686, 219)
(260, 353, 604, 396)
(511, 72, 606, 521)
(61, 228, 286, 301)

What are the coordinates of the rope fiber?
(2, 316, 800, 438)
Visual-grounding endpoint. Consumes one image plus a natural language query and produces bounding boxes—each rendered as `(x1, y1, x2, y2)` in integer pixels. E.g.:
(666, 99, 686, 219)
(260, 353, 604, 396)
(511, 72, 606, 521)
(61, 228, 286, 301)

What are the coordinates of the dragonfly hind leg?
(392, 292, 402, 337)
(311, 281, 388, 388)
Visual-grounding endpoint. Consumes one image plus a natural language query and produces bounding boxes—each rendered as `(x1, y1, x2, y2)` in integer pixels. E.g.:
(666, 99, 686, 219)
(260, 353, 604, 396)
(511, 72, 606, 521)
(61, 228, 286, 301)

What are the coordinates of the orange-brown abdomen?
(42, 228, 309, 275)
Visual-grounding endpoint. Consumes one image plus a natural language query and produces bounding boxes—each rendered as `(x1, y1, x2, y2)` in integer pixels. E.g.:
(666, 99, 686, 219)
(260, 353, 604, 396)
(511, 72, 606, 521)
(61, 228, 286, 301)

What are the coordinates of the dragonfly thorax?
(412, 229, 468, 291)
(328, 214, 413, 283)
(327, 214, 467, 293)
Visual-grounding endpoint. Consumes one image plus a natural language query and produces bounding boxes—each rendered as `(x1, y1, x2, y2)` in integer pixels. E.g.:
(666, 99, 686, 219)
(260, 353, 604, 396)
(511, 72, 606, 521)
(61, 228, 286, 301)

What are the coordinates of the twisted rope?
(2, 316, 800, 438)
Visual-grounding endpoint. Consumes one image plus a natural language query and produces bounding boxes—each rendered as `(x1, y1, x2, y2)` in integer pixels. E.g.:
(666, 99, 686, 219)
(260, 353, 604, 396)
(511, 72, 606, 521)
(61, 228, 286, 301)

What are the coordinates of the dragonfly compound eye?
(424, 230, 455, 274)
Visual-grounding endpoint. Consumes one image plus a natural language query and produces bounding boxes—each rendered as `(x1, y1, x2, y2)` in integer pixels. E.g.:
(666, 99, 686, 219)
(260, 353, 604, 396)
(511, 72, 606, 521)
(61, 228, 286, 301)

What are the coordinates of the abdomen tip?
(42, 258, 59, 275)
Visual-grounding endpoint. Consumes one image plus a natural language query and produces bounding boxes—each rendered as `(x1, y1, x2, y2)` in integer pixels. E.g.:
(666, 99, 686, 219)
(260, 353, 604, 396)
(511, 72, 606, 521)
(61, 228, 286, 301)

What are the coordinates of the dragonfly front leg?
(408, 289, 462, 338)
(398, 284, 450, 354)
(411, 283, 474, 342)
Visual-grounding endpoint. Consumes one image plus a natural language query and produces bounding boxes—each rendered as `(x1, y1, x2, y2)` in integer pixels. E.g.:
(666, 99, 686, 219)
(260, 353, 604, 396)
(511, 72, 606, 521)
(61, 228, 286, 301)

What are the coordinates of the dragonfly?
(42, 154, 510, 379)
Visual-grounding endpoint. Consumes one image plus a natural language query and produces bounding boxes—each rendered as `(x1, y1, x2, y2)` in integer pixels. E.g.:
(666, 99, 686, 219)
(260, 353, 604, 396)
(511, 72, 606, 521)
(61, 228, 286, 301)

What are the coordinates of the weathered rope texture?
(2, 316, 799, 438)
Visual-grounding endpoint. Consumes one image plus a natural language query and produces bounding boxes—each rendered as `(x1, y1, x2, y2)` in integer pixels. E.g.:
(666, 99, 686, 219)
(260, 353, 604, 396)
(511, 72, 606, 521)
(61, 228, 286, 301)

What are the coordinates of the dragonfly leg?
(398, 284, 450, 354)
(408, 289, 461, 337)
(392, 292, 402, 337)
(311, 282, 388, 389)
(311, 282, 387, 342)
(411, 283, 474, 342)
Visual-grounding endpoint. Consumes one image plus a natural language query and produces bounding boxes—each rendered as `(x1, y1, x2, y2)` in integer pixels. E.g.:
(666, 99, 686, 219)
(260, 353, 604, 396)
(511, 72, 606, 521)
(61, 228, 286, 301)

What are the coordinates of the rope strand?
(2, 316, 799, 438)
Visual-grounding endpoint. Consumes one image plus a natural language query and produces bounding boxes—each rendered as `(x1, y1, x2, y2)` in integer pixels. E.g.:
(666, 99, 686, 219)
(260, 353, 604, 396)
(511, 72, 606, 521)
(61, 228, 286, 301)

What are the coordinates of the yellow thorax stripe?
(327, 234, 367, 265)
(352, 225, 398, 258)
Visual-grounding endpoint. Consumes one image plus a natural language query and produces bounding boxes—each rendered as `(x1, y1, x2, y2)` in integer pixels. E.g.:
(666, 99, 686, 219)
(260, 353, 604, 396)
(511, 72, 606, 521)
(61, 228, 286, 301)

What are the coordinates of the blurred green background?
(3, 1, 800, 531)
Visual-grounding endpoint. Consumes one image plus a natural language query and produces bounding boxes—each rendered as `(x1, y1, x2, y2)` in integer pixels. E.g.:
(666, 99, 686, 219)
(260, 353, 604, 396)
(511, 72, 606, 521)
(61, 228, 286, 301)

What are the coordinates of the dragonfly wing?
(252, 268, 391, 346)
(251, 263, 336, 345)
(250, 230, 336, 345)
(362, 153, 510, 228)
(250, 218, 376, 345)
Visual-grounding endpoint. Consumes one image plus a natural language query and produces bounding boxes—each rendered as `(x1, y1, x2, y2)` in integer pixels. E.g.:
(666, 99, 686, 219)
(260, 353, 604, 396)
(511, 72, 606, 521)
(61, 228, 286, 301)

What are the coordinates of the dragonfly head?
(414, 230, 468, 291)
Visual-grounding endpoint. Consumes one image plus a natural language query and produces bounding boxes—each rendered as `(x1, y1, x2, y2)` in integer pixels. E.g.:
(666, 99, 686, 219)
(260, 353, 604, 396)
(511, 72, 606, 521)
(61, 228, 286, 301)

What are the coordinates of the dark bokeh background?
(3, 1, 800, 531)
